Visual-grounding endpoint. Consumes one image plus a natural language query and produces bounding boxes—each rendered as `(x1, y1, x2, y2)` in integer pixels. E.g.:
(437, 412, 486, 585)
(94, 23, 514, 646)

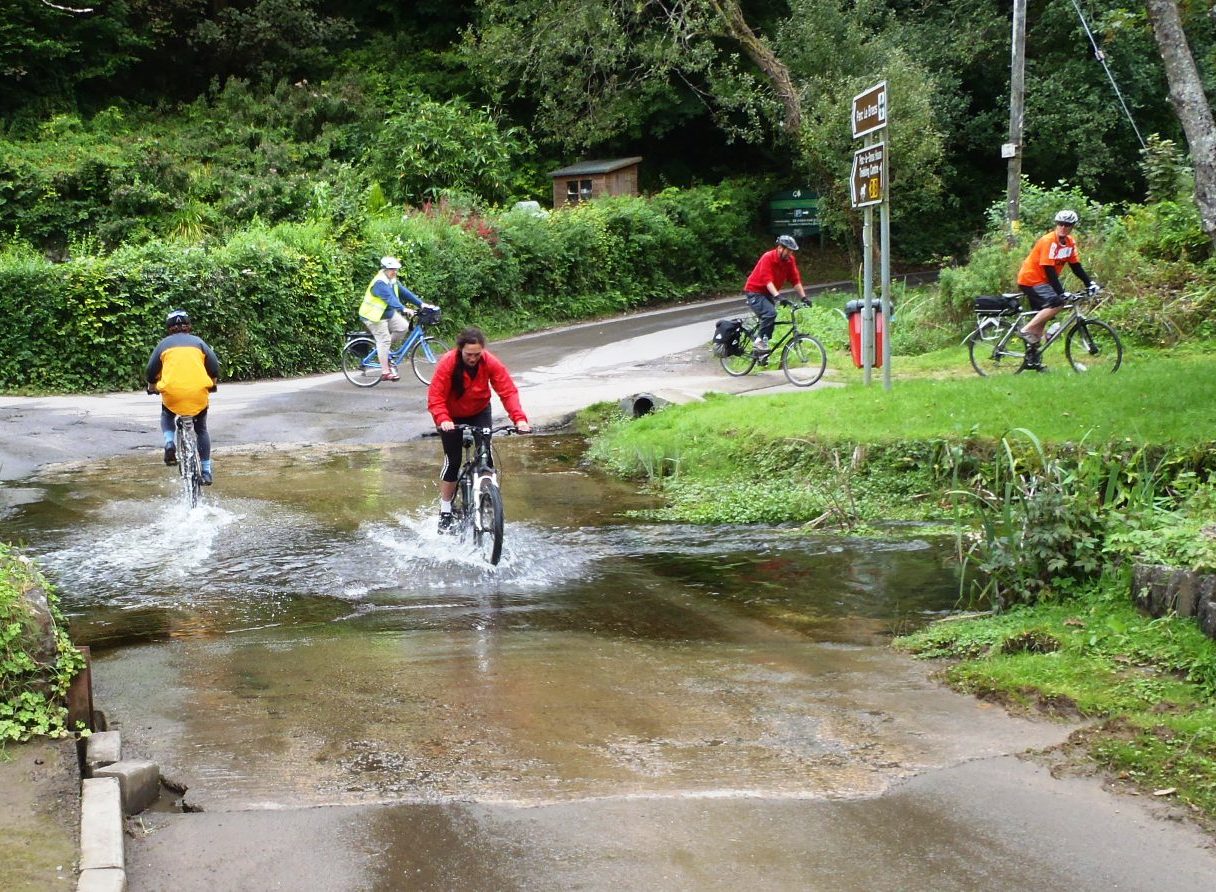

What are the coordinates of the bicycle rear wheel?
(781, 334, 827, 387)
(176, 425, 202, 508)
(720, 326, 758, 376)
(478, 479, 504, 565)
(1065, 320, 1122, 373)
(409, 335, 452, 385)
(341, 337, 382, 387)
(967, 328, 1024, 376)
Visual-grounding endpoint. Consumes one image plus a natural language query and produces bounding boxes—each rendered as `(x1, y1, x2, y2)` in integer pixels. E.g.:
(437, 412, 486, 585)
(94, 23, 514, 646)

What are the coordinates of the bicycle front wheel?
(478, 480, 504, 566)
(967, 328, 1024, 377)
(409, 335, 452, 385)
(341, 337, 382, 387)
(781, 334, 827, 387)
(1065, 320, 1122, 373)
(720, 326, 758, 377)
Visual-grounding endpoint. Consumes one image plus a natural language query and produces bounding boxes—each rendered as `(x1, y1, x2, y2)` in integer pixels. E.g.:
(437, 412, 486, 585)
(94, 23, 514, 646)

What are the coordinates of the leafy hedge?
(0, 179, 764, 392)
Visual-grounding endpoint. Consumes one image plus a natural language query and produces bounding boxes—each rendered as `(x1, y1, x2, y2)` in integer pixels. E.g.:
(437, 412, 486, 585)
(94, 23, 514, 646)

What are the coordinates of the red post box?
(844, 299, 885, 368)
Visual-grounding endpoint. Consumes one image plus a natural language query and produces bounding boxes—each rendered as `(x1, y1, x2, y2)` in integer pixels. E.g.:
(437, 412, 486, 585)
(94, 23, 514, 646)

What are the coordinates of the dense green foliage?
(0, 180, 761, 391)
(0, 544, 84, 742)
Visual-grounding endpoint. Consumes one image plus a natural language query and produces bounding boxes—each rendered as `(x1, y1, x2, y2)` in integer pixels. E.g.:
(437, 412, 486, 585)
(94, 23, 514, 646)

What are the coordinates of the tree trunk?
(706, 0, 802, 136)
(1144, 0, 1216, 248)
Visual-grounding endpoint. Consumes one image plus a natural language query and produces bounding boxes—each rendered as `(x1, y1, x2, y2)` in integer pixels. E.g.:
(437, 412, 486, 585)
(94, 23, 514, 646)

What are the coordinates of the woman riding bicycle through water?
(1017, 209, 1101, 369)
(427, 327, 531, 532)
(146, 309, 221, 485)
(744, 234, 808, 352)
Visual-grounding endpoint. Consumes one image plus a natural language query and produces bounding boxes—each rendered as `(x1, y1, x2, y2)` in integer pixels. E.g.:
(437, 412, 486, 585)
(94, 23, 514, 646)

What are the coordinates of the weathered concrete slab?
(77, 866, 126, 891)
(85, 731, 121, 776)
(93, 760, 159, 816)
(79, 778, 123, 871)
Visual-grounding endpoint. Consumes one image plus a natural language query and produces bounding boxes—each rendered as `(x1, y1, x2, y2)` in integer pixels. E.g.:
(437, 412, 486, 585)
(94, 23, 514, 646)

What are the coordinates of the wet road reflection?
(6, 436, 976, 811)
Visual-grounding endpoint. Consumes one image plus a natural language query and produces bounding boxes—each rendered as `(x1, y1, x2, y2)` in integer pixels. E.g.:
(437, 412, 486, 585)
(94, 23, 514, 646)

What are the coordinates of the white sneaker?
(753, 338, 769, 351)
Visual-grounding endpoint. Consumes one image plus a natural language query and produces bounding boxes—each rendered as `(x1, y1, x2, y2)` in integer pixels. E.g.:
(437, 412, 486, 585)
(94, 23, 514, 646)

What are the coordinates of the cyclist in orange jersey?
(1016, 209, 1100, 367)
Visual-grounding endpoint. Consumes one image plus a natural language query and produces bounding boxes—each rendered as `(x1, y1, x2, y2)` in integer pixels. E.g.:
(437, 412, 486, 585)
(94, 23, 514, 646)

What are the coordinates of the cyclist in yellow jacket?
(146, 309, 221, 485)
(359, 256, 426, 382)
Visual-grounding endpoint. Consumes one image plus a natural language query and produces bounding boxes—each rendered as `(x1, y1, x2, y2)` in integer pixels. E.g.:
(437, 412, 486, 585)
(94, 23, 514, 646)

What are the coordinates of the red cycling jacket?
(744, 248, 802, 294)
(427, 348, 528, 427)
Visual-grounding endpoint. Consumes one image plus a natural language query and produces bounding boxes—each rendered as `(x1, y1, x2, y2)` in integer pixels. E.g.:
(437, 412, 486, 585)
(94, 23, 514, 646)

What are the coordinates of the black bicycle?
(450, 423, 519, 566)
(715, 298, 828, 386)
(341, 305, 450, 387)
(173, 415, 205, 508)
(965, 290, 1122, 376)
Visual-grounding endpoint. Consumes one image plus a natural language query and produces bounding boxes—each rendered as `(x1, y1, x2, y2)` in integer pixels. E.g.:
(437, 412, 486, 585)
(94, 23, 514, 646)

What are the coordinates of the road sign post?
(849, 81, 891, 390)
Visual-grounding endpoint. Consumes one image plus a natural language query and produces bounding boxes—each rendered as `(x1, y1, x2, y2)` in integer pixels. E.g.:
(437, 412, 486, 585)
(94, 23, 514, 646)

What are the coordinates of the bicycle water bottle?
(1046, 322, 1061, 339)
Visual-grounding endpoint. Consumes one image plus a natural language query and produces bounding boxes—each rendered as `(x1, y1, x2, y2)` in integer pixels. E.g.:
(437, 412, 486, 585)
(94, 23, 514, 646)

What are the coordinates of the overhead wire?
(1068, 0, 1147, 149)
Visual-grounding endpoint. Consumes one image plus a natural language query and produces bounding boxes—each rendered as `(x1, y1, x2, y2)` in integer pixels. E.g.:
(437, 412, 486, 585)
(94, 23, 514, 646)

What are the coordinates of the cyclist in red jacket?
(743, 234, 808, 351)
(427, 327, 531, 532)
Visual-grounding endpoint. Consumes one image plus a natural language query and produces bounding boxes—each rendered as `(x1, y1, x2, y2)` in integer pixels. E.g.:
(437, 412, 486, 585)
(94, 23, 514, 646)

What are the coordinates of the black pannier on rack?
(973, 294, 1022, 315)
(712, 318, 744, 357)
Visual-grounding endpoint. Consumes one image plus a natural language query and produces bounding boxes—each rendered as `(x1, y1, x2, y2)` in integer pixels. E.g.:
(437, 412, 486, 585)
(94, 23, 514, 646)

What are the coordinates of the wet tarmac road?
(3, 293, 1216, 889)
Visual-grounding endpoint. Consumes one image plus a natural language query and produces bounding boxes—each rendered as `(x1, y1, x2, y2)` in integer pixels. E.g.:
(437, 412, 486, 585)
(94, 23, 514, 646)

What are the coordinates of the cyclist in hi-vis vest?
(359, 256, 425, 382)
(146, 309, 220, 485)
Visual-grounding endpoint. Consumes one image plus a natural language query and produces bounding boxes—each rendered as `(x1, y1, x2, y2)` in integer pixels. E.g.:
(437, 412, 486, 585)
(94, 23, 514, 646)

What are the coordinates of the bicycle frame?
(967, 291, 1123, 375)
(719, 298, 828, 387)
(352, 324, 428, 370)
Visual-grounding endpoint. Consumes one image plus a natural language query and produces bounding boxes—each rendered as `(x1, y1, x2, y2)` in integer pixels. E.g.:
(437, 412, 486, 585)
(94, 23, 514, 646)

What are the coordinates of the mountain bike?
(173, 415, 205, 508)
(450, 423, 518, 566)
(341, 305, 450, 387)
(965, 290, 1123, 376)
(716, 298, 828, 387)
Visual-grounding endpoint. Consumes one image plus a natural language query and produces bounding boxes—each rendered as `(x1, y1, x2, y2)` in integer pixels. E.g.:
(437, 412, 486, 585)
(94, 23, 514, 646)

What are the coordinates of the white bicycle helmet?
(1053, 209, 1079, 226)
(166, 309, 190, 329)
(380, 256, 402, 270)
(776, 235, 799, 251)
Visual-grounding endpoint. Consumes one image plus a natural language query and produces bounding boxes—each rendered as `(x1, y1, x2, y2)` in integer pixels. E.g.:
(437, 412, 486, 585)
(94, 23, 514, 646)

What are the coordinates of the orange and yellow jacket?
(146, 333, 220, 417)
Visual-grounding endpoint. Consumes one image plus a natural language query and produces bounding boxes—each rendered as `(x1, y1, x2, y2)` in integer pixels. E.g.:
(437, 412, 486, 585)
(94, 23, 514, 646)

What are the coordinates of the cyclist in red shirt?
(743, 235, 808, 351)
(427, 327, 531, 532)
(1016, 209, 1100, 367)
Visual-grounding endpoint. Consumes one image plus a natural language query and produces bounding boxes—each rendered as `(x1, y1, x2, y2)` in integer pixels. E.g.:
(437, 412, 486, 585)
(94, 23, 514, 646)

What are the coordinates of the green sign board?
(768, 188, 820, 237)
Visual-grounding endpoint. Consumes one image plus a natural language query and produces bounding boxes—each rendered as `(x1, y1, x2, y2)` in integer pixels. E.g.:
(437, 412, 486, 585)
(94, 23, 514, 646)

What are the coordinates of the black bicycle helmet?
(166, 309, 191, 330)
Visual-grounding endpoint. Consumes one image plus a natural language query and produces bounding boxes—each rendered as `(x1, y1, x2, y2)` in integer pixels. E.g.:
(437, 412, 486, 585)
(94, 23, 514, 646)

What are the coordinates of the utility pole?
(1005, 0, 1027, 243)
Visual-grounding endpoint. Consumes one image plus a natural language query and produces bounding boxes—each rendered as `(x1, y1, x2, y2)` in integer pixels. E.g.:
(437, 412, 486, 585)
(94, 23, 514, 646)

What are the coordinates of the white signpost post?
(850, 81, 891, 390)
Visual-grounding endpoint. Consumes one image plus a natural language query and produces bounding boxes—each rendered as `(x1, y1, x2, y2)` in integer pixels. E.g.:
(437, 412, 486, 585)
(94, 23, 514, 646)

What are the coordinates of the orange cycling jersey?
(1017, 232, 1081, 288)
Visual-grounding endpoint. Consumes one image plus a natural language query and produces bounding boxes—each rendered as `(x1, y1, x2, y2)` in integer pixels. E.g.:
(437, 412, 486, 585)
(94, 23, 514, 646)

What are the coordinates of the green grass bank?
(586, 350, 1216, 825)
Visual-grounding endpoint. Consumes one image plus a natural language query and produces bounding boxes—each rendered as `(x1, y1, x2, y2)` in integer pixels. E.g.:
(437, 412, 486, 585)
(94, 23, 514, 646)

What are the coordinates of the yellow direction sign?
(851, 81, 888, 139)
(850, 143, 885, 208)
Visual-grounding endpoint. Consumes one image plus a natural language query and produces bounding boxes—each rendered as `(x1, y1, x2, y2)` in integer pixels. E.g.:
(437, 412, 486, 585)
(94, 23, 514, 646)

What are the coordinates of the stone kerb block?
(77, 867, 127, 892)
(80, 777, 124, 871)
(85, 731, 122, 776)
(93, 759, 161, 815)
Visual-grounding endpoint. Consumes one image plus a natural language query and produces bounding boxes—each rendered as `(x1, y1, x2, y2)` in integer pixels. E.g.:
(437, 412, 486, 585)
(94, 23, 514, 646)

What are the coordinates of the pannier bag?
(973, 294, 1022, 315)
(712, 318, 744, 357)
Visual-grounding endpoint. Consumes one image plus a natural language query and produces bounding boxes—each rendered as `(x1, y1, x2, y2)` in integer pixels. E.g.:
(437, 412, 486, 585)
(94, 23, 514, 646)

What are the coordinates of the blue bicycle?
(341, 306, 450, 387)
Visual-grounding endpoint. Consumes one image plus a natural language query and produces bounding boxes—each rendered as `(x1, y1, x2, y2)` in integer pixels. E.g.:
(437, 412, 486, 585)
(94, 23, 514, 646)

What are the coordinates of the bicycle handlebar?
(421, 423, 525, 438)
